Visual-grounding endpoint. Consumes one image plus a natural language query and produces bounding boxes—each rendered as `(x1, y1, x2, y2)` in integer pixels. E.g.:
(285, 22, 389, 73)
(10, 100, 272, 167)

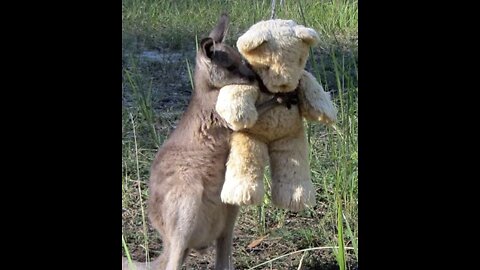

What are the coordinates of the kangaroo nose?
(240, 66, 256, 81)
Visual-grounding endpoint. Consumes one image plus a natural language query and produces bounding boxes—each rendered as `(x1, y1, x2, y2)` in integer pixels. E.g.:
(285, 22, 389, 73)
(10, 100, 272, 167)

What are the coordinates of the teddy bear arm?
(298, 70, 338, 124)
(215, 84, 260, 131)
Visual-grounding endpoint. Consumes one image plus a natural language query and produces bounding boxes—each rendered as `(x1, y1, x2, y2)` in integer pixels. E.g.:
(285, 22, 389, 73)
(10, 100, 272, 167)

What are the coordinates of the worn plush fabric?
(216, 19, 337, 211)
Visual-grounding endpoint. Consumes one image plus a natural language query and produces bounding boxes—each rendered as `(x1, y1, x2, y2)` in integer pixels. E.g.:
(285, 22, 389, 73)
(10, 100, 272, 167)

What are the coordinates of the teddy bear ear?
(237, 31, 270, 54)
(295, 26, 320, 46)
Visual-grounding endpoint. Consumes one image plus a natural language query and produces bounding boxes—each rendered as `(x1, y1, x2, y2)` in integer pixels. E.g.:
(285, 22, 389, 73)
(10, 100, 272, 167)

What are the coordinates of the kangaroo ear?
(209, 13, 229, 43)
(200, 37, 215, 59)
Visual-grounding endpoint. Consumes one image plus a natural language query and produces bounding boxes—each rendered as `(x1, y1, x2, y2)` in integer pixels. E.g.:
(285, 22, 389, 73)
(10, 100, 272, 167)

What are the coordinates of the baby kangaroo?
(123, 14, 263, 270)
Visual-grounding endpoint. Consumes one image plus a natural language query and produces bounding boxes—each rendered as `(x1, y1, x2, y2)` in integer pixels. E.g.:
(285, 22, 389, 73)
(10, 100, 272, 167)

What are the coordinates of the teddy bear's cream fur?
(216, 19, 337, 211)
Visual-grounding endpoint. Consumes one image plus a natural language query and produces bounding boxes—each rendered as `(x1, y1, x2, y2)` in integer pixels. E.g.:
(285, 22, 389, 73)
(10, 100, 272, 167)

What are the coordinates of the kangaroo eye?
(226, 65, 236, 71)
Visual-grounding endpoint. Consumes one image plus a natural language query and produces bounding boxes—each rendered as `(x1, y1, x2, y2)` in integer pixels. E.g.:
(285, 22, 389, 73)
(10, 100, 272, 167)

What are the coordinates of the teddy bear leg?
(269, 131, 316, 212)
(221, 132, 268, 206)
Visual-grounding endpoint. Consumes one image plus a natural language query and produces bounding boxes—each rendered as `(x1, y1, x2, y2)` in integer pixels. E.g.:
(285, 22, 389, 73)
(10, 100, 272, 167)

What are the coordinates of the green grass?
(122, 0, 357, 52)
(122, 0, 358, 269)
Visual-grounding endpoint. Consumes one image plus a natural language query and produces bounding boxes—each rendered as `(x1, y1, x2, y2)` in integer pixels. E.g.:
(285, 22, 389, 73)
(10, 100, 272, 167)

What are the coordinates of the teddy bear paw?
(271, 181, 316, 212)
(319, 109, 337, 124)
(227, 111, 258, 131)
(220, 177, 264, 205)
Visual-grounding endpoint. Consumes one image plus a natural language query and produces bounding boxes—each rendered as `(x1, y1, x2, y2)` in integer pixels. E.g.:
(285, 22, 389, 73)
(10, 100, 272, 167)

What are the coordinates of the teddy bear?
(215, 19, 337, 212)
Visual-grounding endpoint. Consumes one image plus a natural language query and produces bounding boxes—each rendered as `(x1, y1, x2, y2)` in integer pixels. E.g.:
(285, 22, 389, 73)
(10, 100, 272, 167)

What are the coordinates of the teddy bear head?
(236, 19, 320, 94)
